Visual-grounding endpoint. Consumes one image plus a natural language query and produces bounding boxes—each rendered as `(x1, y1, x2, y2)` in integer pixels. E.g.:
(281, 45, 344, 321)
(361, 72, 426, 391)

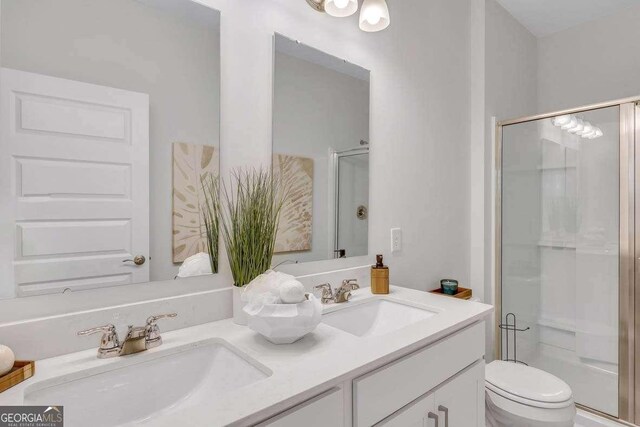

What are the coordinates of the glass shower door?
(335, 151, 369, 258)
(500, 105, 621, 417)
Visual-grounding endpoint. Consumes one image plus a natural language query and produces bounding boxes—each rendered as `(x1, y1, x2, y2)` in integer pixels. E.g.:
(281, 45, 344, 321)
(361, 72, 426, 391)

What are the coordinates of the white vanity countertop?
(0, 286, 493, 426)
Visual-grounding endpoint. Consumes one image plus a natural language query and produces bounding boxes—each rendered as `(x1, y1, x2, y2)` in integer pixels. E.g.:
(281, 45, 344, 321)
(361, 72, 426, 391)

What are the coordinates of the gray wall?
(1, 0, 220, 281)
(538, 3, 640, 112)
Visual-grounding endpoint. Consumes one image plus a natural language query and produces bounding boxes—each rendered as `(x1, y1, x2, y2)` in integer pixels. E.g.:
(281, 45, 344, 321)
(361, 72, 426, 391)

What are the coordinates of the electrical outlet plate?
(391, 228, 402, 252)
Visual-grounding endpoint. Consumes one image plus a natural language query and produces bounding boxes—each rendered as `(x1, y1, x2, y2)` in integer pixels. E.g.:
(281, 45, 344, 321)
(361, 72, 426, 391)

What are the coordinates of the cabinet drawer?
(353, 322, 484, 427)
(257, 387, 344, 427)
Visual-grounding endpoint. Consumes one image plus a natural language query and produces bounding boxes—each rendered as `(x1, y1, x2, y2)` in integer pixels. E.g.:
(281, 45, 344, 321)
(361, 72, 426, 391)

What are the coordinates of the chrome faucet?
(314, 279, 360, 304)
(78, 313, 177, 359)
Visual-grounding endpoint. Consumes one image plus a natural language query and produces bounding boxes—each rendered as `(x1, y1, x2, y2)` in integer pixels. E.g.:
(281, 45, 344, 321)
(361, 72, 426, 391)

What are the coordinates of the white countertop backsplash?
(0, 265, 371, 360)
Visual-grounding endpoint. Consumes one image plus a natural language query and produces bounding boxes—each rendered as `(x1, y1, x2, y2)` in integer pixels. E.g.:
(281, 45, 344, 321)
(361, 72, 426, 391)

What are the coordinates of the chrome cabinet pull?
(123, 255, 146, 265)
(427, 411, 439, 427)
(438, 405, 449, 427)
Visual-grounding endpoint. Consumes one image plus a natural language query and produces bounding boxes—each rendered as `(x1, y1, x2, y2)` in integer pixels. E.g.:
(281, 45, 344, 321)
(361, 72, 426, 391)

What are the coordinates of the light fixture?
(576, 122, 593, 137)
(551, 114, 603, 139)
(305, 0, 390, 32)
(325, 0, 358, 17)
(552, 115, 572, 127)
(359, 0, 390, 32)
(567, 118, 584, 134)
(561, 115, 577, 131)
(305, 0, 325, 12)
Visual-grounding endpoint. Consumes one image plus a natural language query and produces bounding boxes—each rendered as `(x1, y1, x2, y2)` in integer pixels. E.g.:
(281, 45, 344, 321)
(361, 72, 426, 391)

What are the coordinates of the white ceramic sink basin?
(322, 299, 436, 337)
(24, 340, 269, 427)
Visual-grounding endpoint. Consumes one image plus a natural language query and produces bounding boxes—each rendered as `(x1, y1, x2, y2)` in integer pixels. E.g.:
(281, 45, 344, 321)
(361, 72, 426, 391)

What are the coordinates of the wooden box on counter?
(0, 361, 35, 393)
(429, 287, 472, 300)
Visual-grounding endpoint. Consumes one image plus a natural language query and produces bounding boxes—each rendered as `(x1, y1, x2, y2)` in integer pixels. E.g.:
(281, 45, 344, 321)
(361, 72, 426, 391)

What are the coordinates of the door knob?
(123, 255, 146, 266)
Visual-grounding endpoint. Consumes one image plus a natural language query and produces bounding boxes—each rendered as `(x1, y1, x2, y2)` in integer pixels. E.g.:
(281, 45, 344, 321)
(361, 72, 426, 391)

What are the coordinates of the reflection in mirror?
(0, 0, 220, 298)
(272, 34, 370, 265)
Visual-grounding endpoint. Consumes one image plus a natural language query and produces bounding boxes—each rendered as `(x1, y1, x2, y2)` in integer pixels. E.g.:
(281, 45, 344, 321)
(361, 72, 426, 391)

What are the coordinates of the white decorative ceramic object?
(279, 280, 306, 304)
(233, 286, 248, 326)
(245, 294, 322, 344)
(0, 345, 15, 377)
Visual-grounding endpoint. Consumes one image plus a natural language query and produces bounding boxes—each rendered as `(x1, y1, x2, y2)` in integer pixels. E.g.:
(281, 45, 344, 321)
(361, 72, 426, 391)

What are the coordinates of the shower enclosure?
(331, 146, 369, 259)
(496, 98, 640, 423)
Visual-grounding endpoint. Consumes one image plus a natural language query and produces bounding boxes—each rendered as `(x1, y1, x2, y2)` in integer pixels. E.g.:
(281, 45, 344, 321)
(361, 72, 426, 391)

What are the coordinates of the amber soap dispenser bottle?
(371, 254, 389, 294)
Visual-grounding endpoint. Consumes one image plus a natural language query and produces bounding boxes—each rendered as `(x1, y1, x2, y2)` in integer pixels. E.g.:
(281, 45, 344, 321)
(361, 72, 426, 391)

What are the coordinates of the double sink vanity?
(0, 286, 492, 426)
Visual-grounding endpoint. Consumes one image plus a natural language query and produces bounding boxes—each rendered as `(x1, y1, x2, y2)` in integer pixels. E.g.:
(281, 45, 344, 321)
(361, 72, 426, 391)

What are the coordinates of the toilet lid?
(486, 361, 572, 404)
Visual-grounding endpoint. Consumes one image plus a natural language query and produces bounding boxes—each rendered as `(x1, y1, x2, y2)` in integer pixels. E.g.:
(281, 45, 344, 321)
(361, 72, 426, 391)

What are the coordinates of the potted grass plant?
(201, 173, 219, 274)
(204, 168, 287, 325)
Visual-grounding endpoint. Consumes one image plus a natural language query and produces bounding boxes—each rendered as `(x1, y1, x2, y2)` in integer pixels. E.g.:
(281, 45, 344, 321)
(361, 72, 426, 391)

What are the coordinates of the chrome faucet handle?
(341, 279, 360, 290)
(77, 324, 120, 358)
(145, 313, 177, 349)
(314, 283, 334, 303)
(146, 313, 177, 324)
(334, 279, 359, 303)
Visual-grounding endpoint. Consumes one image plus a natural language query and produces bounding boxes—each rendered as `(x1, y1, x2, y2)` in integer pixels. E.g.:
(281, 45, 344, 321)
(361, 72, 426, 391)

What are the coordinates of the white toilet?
(485, 360, 576, 427)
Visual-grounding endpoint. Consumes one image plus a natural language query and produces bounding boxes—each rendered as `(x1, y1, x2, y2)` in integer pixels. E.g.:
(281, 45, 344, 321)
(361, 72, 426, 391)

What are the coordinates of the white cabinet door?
(353, 323, 484, 427)
(377, 361, 485, 427)
(257, 388, 344, 427)
(434, 362, 485, 427)
(0, 68, 149, 297)
(376, 392, 436, 427)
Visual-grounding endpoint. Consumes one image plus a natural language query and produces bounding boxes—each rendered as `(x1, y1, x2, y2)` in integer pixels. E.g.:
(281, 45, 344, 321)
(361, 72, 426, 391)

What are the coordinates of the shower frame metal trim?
(495, 95, 640, 424)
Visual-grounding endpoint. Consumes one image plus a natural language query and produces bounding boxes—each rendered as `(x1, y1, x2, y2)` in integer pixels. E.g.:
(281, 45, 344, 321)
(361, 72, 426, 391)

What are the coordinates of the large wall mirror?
(0, 0, 220, 299)
(272, 34, 370, 265)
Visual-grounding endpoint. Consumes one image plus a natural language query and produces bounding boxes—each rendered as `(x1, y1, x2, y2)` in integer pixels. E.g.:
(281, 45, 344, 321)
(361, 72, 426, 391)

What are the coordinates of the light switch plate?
(391, 228, 402, 252)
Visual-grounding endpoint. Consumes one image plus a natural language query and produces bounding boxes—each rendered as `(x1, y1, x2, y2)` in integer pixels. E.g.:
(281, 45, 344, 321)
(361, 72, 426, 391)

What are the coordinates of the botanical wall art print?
(273, 154, 314, 253)
(172, 142, 219, 263)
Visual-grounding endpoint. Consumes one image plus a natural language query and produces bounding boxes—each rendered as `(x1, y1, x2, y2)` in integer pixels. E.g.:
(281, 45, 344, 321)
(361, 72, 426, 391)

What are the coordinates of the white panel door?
(0, 68, 149, 297)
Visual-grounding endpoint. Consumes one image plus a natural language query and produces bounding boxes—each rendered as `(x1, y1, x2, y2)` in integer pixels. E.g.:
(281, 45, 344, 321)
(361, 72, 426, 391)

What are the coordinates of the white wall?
(272, 51, 369, 264)
(538, 4, 640, 112)
(470, 0, 539, 359)
(202, 0, 474, 291)
(0, 0, 477, 323)
(0, 0, 221, 283)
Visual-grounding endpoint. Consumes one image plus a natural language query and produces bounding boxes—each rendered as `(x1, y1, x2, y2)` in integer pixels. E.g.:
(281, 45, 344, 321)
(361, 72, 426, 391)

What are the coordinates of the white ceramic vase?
(233, 286, 248, 325)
